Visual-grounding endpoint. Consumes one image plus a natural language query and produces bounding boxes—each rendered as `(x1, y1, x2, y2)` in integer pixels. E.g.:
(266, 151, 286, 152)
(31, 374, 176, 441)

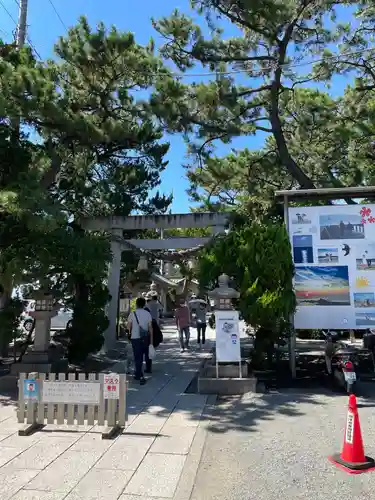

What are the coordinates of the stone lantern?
(206, 273, 244, 380)
(164, 262, 174, 277)
(137, 255, 148, 271)
(149, 282, 158, 296)
(12, 288, 61, 374)
(198, 273, 255, 392)
(119, 286, 132, 314)
(208, 273, 240, 310)
(27, 289, 58, 352)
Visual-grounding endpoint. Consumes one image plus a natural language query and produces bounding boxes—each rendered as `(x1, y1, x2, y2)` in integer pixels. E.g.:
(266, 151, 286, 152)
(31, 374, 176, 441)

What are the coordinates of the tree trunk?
(74, 274, 89, 310)
(269, 31, 356, 204)
(0, 287, 11, 358)
(72, 223, 89, 318)
(269, 82, 316, 189)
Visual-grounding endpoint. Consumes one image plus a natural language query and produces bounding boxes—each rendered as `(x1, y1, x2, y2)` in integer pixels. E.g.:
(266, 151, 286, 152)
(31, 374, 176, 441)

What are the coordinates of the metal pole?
(16, 0, 28, 48)
(1, 0, 28, 317)
(284, 195, 296, 379)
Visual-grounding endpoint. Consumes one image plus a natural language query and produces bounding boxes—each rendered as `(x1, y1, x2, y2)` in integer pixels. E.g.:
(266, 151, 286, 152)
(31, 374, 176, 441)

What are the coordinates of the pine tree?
(0, 19, 174, 359)
(151, 0, 358, 190)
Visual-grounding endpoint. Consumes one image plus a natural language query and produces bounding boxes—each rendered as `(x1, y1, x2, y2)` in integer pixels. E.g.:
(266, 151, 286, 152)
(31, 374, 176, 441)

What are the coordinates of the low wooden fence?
(18, 372, 127, 439)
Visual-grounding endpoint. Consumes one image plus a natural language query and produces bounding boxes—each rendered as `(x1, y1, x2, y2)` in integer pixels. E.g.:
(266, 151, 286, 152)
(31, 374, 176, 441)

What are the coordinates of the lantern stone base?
(197, 358, 257, 395)
(198, 375, 257, 395)
(11, 349, 68, 375)
(203, 363, 248, 378)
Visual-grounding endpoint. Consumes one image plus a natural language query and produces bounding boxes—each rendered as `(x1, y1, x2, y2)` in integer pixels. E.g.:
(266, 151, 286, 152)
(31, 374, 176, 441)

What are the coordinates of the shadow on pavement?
(202, 383, 375, 435)
(0, 376, 18, 407)
(202, 391, 324, 434)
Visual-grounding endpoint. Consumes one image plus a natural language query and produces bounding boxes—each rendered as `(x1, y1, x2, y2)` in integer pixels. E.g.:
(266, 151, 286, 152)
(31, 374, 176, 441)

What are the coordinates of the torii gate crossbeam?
(81, 212, 229, 352)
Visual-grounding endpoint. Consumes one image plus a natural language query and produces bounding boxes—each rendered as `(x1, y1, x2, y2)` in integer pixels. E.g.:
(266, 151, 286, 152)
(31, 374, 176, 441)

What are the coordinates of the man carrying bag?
(127, 297, 153, 385)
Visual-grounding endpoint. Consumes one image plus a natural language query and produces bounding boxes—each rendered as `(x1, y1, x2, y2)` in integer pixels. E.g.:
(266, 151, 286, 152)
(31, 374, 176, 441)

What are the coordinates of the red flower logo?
(360, 207, 372, 217)
(360, 206, 375, 224)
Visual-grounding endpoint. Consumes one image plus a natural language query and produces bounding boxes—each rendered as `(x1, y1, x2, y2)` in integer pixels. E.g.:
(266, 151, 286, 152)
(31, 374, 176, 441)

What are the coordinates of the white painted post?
(18, 372, 45, 436)
(87, 373, 97, 425)
(25, 372, 38, 425)
(283, 195, 297, 379)
(118, 375, 127, 426)
(17, 373, 25, 423)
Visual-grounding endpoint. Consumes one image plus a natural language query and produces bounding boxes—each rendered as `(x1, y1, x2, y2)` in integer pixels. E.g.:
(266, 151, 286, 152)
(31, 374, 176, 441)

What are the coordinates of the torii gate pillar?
(105, 233, 123, 351)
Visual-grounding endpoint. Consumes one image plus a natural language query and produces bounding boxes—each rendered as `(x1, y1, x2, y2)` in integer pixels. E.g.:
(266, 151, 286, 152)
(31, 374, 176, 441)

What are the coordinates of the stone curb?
(173, 394, 217, 500)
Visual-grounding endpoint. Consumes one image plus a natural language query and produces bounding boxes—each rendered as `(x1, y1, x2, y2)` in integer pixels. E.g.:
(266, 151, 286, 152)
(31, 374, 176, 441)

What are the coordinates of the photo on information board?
(294, 266, 350, 306)
(320, 214, 365, 240)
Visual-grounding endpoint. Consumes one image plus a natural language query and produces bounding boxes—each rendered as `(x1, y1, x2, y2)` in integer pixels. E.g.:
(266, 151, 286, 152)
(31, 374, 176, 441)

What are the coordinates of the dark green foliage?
(0, 297, 24, 355)
(67, 283, 109, 363)
(198, 221, 295, 362)
(0, 18, 174, 360)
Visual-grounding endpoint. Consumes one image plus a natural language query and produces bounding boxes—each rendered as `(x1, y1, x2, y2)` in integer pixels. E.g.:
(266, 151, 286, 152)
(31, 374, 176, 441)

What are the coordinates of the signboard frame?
(287, 203, 375, 330)
(276, 187, 375, 379)
(42, 380, 101, 405)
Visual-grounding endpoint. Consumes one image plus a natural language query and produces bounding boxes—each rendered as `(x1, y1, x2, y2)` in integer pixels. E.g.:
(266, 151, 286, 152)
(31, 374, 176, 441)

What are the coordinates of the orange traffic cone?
(329, 394, 375, 474)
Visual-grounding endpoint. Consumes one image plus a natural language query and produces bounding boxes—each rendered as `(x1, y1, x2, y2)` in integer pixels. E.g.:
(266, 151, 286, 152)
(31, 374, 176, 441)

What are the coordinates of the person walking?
(195, 302, 207, 348)
(145, 296, 164, 356)
(146, 294, 163, 325)
(127, 297, 153, 385)
(175, 298, 191, 352)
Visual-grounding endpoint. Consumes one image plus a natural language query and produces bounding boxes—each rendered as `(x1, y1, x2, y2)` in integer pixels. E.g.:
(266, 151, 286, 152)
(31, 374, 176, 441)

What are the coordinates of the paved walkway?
(0, 323, 217, 500)
(189, 388, 375, 500)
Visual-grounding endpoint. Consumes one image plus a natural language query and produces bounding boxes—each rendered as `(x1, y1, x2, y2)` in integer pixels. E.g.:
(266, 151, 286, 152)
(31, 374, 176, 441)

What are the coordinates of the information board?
(103, 373, 120, 399)
(42, 381, 101, 405)
(288, 204, 375, 329)
(215, 310, 241, 362)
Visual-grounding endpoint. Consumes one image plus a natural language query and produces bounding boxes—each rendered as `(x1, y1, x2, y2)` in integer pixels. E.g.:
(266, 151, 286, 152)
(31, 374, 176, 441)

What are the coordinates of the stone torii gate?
(81, 212, 229, 352)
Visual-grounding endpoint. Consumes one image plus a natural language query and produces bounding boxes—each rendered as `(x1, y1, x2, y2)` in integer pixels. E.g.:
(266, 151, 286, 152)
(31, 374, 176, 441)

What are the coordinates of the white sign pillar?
(215, 309, 241, 367)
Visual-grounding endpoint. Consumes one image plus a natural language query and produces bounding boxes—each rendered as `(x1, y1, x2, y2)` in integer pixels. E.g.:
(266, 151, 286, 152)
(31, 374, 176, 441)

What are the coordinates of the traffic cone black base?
(329, 454, 375, 475)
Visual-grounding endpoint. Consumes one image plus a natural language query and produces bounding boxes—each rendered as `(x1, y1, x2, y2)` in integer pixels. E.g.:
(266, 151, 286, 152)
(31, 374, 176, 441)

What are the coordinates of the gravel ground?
(191, 384, 375, 500)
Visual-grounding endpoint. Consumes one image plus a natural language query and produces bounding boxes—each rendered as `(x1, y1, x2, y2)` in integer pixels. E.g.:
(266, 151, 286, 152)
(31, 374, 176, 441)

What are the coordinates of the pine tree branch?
(236, 85, 272, 97)
(211, 1, 274, 40)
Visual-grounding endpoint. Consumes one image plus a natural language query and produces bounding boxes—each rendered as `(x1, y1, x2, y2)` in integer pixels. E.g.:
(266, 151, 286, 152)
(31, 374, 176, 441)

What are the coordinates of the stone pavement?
(189, 388, 375, 500)
(0, 322, 218, 500)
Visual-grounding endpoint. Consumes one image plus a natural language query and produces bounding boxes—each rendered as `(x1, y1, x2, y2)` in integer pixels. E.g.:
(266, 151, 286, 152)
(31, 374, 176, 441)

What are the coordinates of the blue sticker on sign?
(23, 380, 39, 401)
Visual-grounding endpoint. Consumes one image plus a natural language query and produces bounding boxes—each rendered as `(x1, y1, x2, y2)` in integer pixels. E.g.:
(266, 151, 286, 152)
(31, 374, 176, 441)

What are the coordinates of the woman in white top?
(363, 253, 367, 268)
(127, 297, 153, 385)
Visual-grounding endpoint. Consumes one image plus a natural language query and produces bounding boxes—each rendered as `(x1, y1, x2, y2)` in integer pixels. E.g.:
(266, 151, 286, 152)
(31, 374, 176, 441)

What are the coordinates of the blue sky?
(0, 0, 355, 212)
